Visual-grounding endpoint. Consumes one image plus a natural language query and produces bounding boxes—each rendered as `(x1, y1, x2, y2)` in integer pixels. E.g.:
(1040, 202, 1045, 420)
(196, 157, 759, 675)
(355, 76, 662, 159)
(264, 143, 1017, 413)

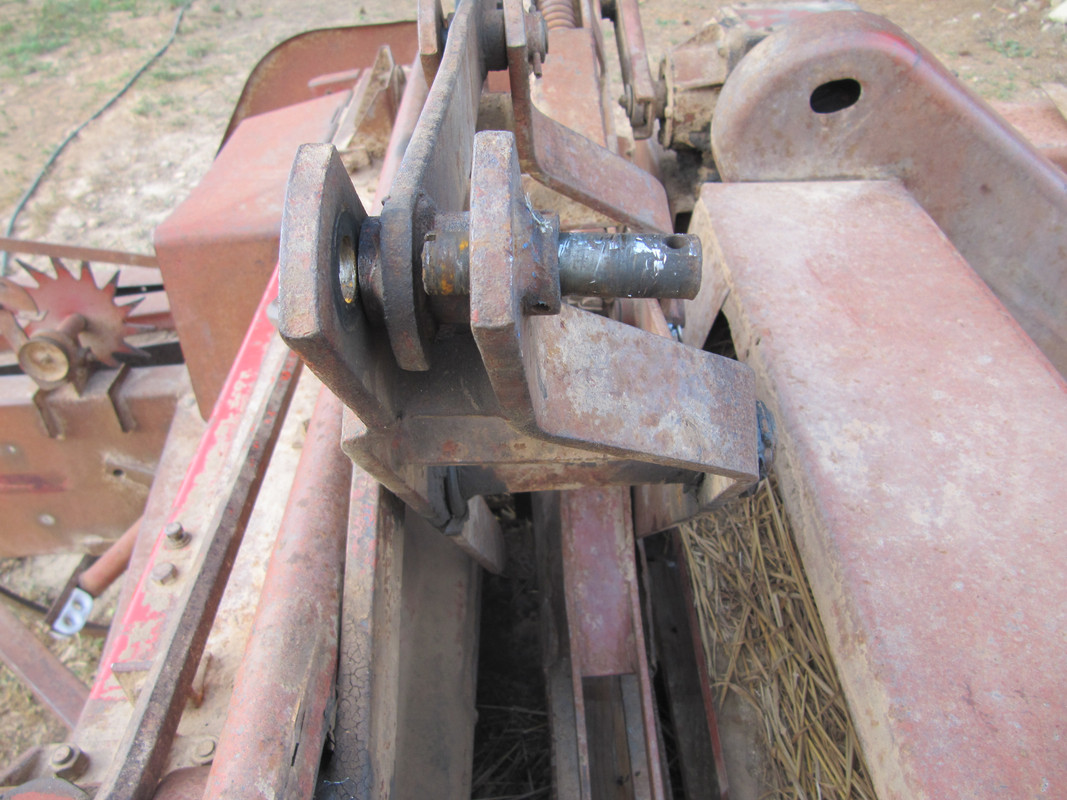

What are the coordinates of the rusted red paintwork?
(559, 488, 665, 799)
(203, 388, 351, 800)
(710, 10, 1067, 377)
(155, 93, 348, 418)
(220, 22, 418, 145)
(698, 179, 1067, 800)
(91, 270, 283, 703)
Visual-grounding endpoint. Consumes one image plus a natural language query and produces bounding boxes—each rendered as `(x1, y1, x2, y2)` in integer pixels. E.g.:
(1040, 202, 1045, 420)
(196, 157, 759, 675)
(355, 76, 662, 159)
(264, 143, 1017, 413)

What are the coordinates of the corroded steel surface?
(318, 472, 405, 799)
(92, 271, 301, 800)
(0, 365, 184, 557)
(699, 179, 1067, 799)
(221, 22, 418, 145)
(155, 92, 347, 418)
(0, 602, 88, 730)
(203, 388, 351, 800)
(503, 0, 672, 234)
(710, 10, 1067, 377)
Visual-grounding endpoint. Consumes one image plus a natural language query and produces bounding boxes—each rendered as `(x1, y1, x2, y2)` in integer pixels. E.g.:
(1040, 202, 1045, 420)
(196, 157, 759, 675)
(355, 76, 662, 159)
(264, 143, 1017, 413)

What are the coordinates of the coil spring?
(537, 0, 576, 30)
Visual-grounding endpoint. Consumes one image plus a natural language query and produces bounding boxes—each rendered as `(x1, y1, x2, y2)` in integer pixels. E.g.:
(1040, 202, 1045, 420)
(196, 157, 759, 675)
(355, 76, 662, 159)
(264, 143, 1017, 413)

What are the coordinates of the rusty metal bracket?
(278, 0, 764, 535)
(708, 10, 1067, 377)
(374, 0, 673, 371)
(279, 132, 761, 529)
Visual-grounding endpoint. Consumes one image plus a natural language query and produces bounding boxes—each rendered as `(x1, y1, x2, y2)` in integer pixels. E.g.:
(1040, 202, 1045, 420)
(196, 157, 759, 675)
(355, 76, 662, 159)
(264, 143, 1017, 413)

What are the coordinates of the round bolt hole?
(111, 468, 125, 478)
(664, 234, 689, 250)
(810, 78, 861, 114)
(338, 233, 357, 305)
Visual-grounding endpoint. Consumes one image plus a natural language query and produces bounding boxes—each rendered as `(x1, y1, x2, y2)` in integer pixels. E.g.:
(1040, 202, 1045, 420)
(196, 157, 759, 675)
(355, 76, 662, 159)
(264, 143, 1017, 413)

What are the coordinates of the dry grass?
(681, 480, 877, 800)
(0, 555, 110, 766)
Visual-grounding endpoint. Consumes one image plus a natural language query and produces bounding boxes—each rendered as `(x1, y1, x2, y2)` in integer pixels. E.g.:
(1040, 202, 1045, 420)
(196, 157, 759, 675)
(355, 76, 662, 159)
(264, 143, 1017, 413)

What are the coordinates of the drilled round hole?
(338, 233, 357, 305)
(810, 78, 861, 114)
(664, 234, 689, 250)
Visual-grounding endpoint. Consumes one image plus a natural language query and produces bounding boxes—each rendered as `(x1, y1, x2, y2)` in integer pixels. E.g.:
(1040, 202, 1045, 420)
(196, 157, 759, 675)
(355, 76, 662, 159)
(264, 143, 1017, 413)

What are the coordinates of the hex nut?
(50, 742, 88, 779)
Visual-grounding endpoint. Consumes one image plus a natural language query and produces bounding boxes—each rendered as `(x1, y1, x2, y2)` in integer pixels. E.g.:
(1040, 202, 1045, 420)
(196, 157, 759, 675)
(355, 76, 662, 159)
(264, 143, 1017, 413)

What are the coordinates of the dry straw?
(681, 480, 877, 800)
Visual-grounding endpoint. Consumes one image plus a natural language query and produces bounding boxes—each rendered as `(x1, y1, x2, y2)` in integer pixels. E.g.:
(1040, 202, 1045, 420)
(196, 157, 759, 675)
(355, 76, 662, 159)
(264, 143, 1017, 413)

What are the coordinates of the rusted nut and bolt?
(50, 743, 88, 779)
(423, 223, 702, 301)
(151, 562, 178, 585)
(192, 737, 217, 765)
(164, 521, 190, 549)
(524, 11, 549, 76)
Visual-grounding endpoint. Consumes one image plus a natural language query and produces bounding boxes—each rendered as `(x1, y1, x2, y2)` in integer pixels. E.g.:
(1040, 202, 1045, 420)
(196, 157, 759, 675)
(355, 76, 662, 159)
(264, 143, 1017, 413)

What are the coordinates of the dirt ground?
(1, 0, 1065, 776)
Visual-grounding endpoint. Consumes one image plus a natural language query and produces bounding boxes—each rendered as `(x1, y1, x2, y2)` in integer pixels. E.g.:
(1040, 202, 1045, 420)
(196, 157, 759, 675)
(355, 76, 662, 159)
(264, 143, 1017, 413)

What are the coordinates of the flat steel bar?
(0, 237, 158, 267)
(0, 601, 88, 730)
(700, 179, 1067, 799)
(95, 270, 302, 800)
(504, 0, 672, 233)
(203, 387, 351, 800)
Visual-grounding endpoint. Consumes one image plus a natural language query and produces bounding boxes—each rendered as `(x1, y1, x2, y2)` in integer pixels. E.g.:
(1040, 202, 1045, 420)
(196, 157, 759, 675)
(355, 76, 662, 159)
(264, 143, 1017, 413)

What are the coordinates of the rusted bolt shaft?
(557, 232, 701, 298)
(423, 229, 701, 300)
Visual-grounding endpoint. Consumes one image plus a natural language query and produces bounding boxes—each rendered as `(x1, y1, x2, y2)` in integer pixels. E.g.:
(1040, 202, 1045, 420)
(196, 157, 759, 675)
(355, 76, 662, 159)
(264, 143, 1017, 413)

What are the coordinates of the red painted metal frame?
(203, 388, 351, 800)
(708, 10, 1067, 377)
(88, 269, 301, 800)
(696, 178, 1067, 799)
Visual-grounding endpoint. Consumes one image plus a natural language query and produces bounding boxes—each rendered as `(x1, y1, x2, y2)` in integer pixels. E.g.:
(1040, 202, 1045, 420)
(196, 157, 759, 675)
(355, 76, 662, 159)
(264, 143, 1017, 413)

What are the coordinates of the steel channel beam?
(699, 179, 1067, 798)
(0, 601, 88, 730)
(93, 271, 302, 800)
(559, 488, 664, 800)
(202, 388, 351, 800)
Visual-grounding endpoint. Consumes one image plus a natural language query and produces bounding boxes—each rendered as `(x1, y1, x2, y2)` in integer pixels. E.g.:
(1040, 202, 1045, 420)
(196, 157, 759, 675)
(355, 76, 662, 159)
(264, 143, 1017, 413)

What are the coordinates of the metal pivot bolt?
(423, 222, 702, 301)
(50, 743, 88, 779)
(164, 521, 191, 549)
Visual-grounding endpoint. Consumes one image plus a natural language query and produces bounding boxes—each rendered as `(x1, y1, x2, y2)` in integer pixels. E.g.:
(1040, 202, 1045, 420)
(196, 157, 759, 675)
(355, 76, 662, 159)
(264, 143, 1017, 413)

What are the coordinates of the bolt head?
(151, 562, 178, 585)
(193, 737, 217, 764)
(164, 521, 190, 548)
(50, 744, 75, 767)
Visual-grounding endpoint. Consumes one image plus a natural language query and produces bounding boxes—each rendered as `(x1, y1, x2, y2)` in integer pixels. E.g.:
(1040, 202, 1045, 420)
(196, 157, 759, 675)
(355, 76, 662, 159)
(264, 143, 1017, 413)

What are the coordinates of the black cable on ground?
(1, 2, 192, 274)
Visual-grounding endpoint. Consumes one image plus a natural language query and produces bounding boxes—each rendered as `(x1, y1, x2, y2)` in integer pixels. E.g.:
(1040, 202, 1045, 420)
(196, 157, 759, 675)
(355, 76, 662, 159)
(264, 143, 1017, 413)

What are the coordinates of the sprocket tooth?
(0, 276, 37, 315)
(101, 268, 120, 299)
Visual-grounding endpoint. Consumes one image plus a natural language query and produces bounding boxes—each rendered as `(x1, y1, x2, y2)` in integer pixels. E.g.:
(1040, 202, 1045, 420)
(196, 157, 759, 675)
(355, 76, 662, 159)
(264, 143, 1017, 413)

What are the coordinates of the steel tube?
(79, 515, 142, 597)
(423, 229, 701, 300)
(203, 387, 351, 800)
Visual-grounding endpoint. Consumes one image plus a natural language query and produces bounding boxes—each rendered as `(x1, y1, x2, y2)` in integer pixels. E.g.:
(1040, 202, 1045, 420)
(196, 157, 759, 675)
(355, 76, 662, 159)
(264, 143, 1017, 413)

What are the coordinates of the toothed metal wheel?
(0, 257, 147, 389)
